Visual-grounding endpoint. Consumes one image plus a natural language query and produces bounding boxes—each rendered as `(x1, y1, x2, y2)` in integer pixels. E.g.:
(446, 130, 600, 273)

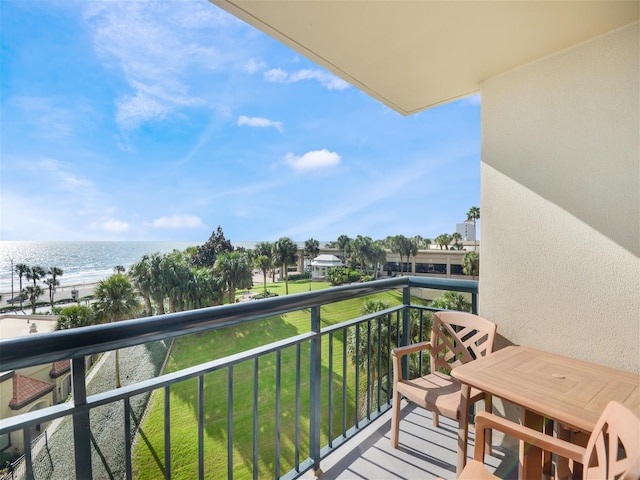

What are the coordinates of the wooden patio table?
(451, 345, 640, 479)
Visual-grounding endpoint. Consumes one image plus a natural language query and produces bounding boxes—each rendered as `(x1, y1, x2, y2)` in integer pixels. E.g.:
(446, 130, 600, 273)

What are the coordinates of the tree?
(336, 235, 352, 262)
(215, 251, 253, 304)
(46, 266, 63, 309)
(129, 255, 154, 316)
(255, 241, 275, 282)
(162, 250, 193, 313)
(467, 206, 480, 251)
(94, 274, 140, 388)
(347, 299, 395, 415)
(56, 305, 95, 330)
(15, 263, 29, 310)
(192, 226, 234, 268)
(113, 265, 126, 274)
(451, 232, 463, 250)
(254, 255, 272, 296)
(392, 235, 414, 275)
(435, 233, 452, 250)
(370, 242, 387, 279)
(352, 235, 375, 277)
(304, 238, 320, 269)
(274, 237, 298, 295)
(149, 252, 167, 315)
(462, 251, 480, 280)
(23, 284, 43, 314)
(430, 291, 471, 312)
(27, 265, 46, 286)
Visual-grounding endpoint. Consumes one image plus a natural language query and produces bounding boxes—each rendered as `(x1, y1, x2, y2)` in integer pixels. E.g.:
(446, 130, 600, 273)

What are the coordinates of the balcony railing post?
(310, 305, 322, 475)
(401, 286, 411, 380)
(471, 292, 478, 315)
(71, 356, 92, 479)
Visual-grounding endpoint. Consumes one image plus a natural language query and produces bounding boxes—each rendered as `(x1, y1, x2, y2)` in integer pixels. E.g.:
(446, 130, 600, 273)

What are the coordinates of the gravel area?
(31, 340, 169, 480)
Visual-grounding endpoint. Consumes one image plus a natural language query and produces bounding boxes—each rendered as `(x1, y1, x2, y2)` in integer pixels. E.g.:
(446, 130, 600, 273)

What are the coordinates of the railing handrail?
(0, 276, 476, 372)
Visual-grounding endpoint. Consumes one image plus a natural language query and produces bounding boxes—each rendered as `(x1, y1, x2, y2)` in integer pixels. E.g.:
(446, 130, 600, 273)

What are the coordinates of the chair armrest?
(392, 341, 432, 383)
(474, 412, 586, 464)
(392, 341, 432, 359)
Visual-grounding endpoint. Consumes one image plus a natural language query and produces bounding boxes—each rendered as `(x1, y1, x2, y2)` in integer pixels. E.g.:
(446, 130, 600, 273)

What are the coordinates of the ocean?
(0, 241, 230, 294)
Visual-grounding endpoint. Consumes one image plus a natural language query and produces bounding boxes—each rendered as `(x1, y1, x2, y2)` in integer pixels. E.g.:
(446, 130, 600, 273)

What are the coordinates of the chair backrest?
(584, 401, 640, 480)
(430, 311, 496, 373)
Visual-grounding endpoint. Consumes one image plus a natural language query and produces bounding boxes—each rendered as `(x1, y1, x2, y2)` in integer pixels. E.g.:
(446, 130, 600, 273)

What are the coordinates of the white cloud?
(244, 58, 266, 74)
(36, 158, 94, 188)
(284, 149, 341, 172)
(264, 68, 349, 91)
(148, 214, 205, 229)
(237, 115, 283, 133)
(83, 2, 220, 129)
(90, 219, 131, 233)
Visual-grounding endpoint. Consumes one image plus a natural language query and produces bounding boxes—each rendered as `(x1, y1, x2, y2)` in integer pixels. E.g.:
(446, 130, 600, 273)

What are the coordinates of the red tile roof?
(10, 374, 54, 410)
(50, 360, 71, 378)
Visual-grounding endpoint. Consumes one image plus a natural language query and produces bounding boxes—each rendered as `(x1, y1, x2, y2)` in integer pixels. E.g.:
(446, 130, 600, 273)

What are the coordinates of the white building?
(456, 221, 476, 241)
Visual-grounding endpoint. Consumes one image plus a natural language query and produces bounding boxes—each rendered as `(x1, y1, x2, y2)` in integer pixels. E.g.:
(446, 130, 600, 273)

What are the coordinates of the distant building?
(456, 221, 476, 241)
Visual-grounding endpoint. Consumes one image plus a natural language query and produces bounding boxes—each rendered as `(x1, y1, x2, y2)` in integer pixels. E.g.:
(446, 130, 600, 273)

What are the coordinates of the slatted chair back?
(430, 311, 497, 374)
(584, 401, 640, 480)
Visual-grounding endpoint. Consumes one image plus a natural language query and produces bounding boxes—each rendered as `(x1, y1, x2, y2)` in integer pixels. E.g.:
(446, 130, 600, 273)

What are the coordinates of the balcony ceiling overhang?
(209, 0, 639, 115)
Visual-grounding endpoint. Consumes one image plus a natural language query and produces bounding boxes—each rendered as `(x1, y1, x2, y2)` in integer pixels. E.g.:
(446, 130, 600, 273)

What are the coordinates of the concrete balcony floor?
(303, 402, 519, 480)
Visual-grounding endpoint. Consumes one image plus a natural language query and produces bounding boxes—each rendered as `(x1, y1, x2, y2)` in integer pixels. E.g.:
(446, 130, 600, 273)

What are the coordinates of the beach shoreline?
(0, 282, 100, 304)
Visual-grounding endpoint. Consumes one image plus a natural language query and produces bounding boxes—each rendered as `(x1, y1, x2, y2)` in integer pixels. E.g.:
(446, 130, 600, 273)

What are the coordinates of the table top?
(452, 345, 640, 432)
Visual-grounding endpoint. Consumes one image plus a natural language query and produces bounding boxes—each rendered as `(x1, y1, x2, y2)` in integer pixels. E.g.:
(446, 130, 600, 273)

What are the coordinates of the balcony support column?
(310, 305, 322, 475)
(71, 356, 92, 479)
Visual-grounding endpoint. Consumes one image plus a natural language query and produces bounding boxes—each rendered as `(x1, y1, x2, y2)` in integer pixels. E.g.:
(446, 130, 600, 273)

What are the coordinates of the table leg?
(456, 383, 471, 478)
(520, 409, 544, 480)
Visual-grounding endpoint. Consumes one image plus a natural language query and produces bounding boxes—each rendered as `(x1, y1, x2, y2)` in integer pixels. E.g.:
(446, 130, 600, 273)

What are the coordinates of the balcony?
(0, 276, 506, 480)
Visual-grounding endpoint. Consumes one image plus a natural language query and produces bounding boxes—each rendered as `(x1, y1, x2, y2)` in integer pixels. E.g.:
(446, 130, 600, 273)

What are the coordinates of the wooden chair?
(390, 311, 497, 470)
(459, 401, 640, 480)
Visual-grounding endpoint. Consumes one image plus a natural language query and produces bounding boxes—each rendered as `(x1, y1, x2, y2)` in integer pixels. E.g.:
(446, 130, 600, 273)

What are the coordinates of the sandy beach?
(0, 282, 99, 305)
(1, 271, 270, 306)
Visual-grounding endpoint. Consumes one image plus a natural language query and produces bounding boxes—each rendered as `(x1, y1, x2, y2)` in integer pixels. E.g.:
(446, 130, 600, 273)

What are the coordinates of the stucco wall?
(480, 23, 639, 373)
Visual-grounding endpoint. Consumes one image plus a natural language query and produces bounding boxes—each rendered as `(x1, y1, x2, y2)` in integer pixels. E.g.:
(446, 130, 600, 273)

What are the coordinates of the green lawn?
(131, 280, 410, 479)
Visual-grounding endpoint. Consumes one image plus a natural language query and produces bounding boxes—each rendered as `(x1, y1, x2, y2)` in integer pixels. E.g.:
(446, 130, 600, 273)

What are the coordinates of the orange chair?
(460, 401, 640, 480)
(390, 311, 497, 469)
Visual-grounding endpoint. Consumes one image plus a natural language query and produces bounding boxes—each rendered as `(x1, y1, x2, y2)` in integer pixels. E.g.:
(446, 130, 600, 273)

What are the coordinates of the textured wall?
(480, 23, 639, 373)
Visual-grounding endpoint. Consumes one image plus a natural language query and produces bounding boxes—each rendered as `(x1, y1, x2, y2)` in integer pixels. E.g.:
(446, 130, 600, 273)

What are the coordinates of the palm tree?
(149, 252, 166, 315)
(46, 266, 63, 308)
(451, 232, 463, 250)
(14, 263, 29, 310)
(467, 206, 480, 251)
(352, 235, 374, 277)
(462, 251, 480, 280)
(94, 274, 140, 388)
(274, 237, 298, 295)
(255, 241, 276, 282)
(435, 233, 452, 250)
(254, 255, 272, 296)
(304, 238, 320, 271)
(162, 250, 193, 313)
(113, 265, 126, 274)
(129, 255, 154, 316)
(392, 235, 413, 275)
(336, 235, 352, 262)
(347, 299, 395, 416)
(370, 242, 387, 279)
(27, 265, 46, 286)
(23, 284, 43, 314)
(215, 251, 253, 304)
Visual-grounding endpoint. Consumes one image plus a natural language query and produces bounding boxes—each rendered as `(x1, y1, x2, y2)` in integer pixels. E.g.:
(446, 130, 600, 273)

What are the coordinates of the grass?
(131, 279, 412, 480)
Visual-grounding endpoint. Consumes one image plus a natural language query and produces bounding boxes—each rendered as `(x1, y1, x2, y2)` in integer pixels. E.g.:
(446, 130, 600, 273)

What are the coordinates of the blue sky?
(1, 0, 480, 244)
